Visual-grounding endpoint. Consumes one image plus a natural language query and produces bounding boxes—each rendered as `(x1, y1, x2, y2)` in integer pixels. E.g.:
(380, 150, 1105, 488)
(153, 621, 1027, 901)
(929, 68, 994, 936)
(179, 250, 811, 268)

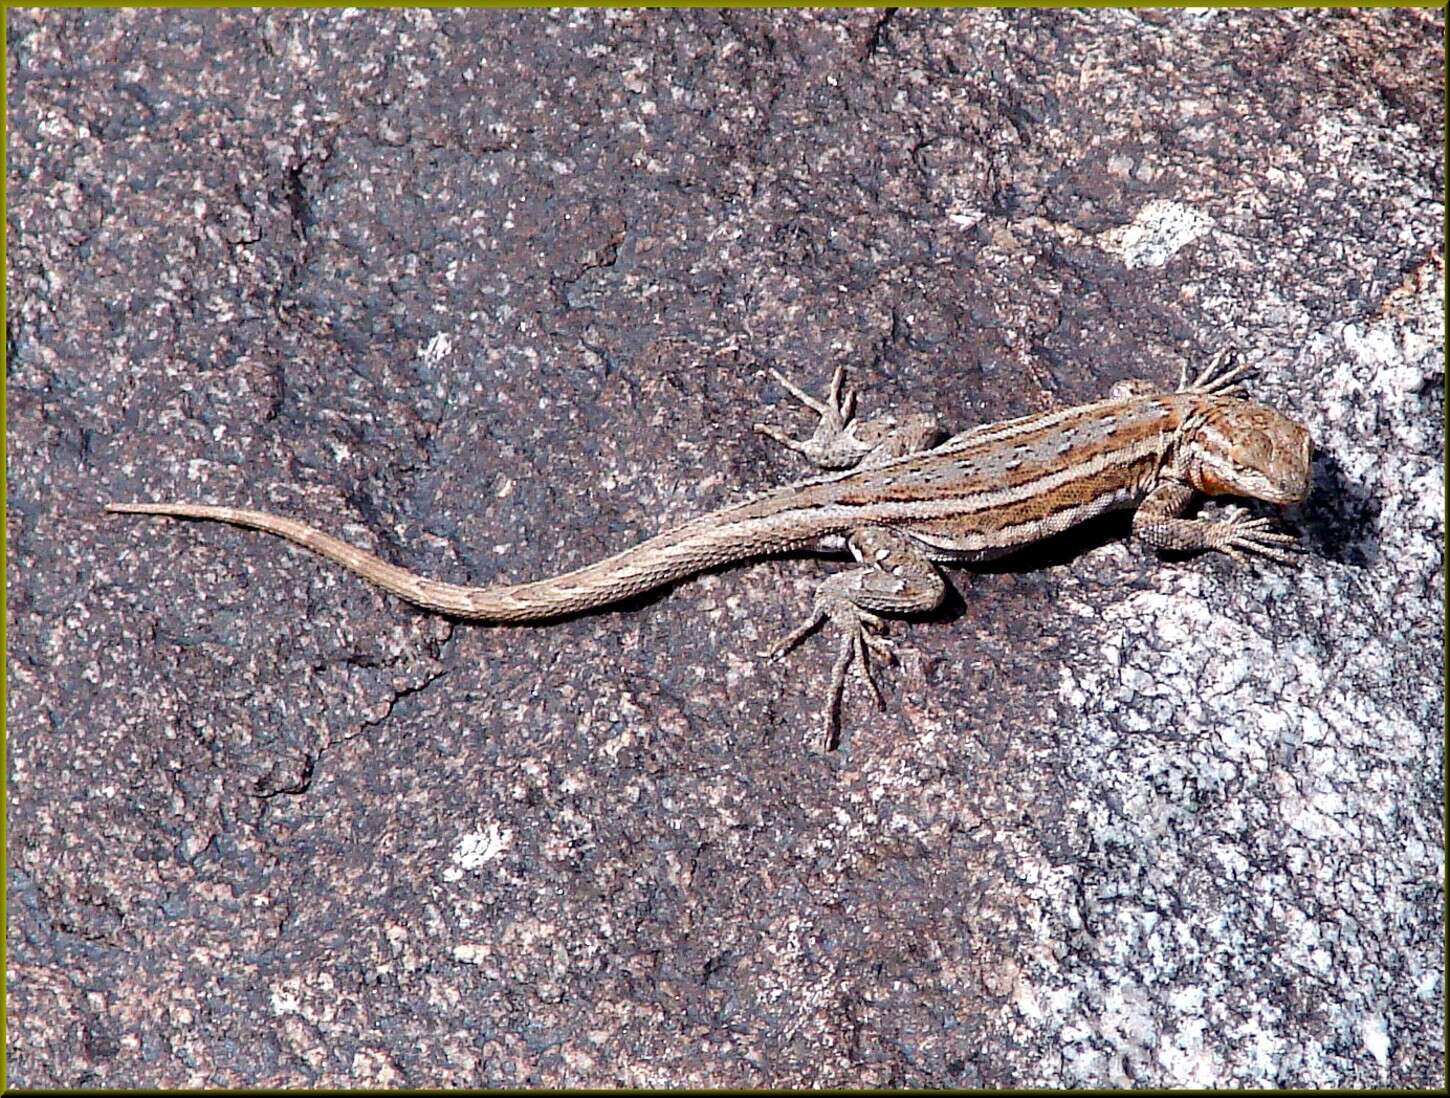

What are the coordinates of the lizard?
(108, 350, 1311, 750)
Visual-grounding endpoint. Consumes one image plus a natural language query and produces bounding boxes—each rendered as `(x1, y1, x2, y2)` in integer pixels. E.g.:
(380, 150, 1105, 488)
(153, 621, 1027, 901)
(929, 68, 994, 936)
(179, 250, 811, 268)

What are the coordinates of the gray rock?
(7, 6, 1442, 1087)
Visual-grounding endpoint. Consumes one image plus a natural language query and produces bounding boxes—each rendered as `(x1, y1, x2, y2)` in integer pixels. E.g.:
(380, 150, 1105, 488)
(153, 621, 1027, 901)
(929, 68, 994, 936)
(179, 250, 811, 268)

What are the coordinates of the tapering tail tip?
(106, 502, 188, 517)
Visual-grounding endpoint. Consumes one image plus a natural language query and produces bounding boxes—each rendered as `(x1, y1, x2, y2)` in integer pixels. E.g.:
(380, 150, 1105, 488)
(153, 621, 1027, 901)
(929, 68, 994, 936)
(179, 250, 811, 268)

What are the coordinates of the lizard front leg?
(1106, 349, 1255, 402)
(764, 526, 945, 751)
(754, 364, 941, 470)
(1134, 482, 1300, 565)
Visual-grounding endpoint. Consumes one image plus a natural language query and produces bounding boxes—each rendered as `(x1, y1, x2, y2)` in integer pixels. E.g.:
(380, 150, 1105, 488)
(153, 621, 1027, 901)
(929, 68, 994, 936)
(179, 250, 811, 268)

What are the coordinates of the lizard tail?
(105, 501, 784, 622)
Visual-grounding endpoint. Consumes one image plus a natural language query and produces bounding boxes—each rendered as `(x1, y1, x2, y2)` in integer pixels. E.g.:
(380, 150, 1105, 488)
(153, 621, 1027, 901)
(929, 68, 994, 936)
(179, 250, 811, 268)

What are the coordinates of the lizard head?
(1183, 399, 1312, 505)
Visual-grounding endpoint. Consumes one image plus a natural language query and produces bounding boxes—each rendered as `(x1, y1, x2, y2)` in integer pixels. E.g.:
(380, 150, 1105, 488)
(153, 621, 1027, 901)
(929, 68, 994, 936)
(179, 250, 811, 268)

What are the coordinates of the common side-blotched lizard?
(109, 351, 1311, 749)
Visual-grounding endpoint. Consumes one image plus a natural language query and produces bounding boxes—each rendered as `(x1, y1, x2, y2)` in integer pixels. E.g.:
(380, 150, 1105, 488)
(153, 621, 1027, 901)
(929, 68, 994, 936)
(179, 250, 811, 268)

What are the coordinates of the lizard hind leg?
(754, 365, 941, 471)
(762, 526, 946, 751)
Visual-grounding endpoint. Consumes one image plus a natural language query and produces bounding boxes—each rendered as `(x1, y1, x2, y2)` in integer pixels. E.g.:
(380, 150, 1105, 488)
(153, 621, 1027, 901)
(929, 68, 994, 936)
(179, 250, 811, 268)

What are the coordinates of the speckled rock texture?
(6, 7, 1443, 1088)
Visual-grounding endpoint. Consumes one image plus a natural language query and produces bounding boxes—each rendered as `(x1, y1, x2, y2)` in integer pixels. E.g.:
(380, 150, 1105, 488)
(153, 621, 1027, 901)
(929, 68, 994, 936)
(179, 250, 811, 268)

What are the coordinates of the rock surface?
(7, 7, 1443, 1087)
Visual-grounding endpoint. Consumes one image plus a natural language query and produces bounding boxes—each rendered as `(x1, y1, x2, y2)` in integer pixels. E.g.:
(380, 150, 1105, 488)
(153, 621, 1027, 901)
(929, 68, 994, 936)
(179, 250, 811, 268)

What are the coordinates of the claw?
(852, 630, 884, 707)
(760, 607, 827, 660)
(752, 422, 810, 456)
(863, 632, 897, 665)
(757, 367, 882, 470)
(820, 612, 893, 749)
(766, 598, 899, 751)
(1212, 506, 1302, 567)
(769, 367, 832, 417)
(1183, 349, 1256, 396)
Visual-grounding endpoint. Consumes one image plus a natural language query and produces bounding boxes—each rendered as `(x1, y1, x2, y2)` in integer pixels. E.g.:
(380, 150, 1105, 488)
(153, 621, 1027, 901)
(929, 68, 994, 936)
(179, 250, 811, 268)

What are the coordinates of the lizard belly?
(900, 478, 1147, 560)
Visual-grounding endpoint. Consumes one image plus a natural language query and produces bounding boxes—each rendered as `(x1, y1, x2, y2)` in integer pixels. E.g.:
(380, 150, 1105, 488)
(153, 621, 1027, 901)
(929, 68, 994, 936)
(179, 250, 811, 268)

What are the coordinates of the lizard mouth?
(1276, 431, 1313, 504)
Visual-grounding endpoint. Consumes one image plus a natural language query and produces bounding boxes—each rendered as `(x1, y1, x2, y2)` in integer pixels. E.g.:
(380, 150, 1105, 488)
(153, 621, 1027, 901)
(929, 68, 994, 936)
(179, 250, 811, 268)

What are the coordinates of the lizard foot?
(1179, 348, 1254, 396)
(753, 364, 872, 469)
(1209, 505, 1302, 566)
(762, 598, 897, 752)
(754, 365, 942, 471)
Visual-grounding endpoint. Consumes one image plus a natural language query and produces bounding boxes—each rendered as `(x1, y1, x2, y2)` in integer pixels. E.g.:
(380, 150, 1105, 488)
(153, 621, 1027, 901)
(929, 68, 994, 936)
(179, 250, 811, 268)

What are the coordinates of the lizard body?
(109, 352, 1311, 748)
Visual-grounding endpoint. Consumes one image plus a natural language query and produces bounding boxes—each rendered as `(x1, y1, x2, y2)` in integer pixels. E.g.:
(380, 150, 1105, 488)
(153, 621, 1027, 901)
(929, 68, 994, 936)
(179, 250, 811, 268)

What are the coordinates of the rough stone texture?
(6, 7, 1443, 1088)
